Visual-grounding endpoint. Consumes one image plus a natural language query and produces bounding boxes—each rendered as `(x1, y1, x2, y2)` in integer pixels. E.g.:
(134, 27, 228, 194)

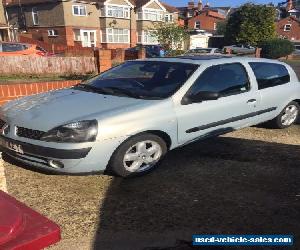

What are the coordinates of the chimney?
(188, 1, 195, 9)
(204, 2, 210, 8)
(286, 0, 293, 11)
(198, 0, 203, 11)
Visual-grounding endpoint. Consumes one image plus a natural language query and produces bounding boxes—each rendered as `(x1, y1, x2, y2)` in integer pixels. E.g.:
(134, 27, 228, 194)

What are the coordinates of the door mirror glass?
(183, 91, 220, 104)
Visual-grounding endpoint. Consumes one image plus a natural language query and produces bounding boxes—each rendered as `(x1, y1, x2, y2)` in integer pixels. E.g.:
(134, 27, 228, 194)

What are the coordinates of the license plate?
(0, 138, 24, 154)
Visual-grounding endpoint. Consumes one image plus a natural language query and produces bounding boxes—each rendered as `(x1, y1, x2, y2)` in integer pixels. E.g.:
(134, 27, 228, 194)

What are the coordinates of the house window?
(138, 30, 158, 44)
(165, 14, 173, 22)
(195, 21, 201, 29)
(73, 29, 81, 41)
(73, 5, 87, 16)
(32, 7, 39, 25)
(284, 24, 292, 31)
(138, 9, 163, 21)
(103, 28, 130, 43)
(48, 29, 58, 37)
(213, 22, 217, 30)
(105, 5, 130, 18)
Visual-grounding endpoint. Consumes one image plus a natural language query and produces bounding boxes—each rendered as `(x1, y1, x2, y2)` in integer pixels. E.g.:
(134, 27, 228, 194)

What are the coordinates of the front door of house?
(80, 30, 96, 47)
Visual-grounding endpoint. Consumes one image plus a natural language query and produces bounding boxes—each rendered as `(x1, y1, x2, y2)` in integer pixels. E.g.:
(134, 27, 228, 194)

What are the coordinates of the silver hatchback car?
(0, 57, 299, 177)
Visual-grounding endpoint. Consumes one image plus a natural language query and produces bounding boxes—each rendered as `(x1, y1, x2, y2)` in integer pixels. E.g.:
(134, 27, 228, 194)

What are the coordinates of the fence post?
(255, 48, 262, 58)
(115, 48, 125, 63)
(138, 48, 146, 59)
(95, 49, 112, 73)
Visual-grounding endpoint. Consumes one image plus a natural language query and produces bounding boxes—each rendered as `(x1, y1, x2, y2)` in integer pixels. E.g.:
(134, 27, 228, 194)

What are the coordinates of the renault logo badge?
(1, 124, 10, 136)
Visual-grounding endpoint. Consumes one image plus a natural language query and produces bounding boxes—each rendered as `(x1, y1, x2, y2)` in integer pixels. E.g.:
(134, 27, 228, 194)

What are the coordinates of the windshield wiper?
(98, 87, 143, 99)
(73, 84, 111, 94)
(74, 84, 162, 99)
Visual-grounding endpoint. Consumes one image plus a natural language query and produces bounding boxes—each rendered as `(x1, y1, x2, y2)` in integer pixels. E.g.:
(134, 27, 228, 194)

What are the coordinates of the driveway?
(2, 125, 300, 250)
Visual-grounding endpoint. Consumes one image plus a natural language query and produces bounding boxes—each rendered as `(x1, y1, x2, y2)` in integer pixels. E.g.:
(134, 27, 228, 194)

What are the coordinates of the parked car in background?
(292, 44, 300, 56)
(0, 42, 52, 56)
(224, 44, 255, 54)
(184, 48, 222, 55)
(126, 45, 164, 58)
(1, 57, 299, 178)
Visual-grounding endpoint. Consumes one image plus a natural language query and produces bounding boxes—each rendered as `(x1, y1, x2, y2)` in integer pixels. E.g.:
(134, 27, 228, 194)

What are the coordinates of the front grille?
(17, 127, 46, 140)
(0, 119, 5, 129)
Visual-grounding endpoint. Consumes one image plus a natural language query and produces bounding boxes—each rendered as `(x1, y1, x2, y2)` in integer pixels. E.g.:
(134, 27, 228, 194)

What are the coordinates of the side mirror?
(182, 91, 220, 104)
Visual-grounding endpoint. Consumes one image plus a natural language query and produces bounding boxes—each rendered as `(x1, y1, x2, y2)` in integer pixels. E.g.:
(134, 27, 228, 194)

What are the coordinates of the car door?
(248, 62, 293, 121)
(175, 62, 261, 144)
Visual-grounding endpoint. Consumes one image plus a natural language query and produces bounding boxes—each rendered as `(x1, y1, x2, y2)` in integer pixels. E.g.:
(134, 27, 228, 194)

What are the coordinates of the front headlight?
(41, 120, 98, 143)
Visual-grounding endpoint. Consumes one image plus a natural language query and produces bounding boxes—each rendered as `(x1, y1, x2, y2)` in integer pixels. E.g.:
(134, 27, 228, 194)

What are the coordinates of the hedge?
(260, 39, 294, 59)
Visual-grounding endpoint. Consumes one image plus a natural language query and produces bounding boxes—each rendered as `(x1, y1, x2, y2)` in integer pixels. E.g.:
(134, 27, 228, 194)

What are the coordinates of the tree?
(225, 4, 276, 46)
(216, 21, 227, 35)
(152, 22, 188, 51)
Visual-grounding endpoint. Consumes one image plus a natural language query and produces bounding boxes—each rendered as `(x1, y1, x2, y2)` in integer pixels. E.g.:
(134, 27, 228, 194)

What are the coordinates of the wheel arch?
(292, 99, 300, 107)
(143, 130, 172, 150)
(292, 99, 300, 123)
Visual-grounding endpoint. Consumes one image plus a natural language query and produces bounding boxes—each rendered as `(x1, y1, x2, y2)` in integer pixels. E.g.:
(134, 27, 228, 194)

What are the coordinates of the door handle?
(247, 99, 257, 103)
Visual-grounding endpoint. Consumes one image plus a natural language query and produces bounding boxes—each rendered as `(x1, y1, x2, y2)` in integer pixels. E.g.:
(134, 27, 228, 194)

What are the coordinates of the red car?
(0, 42, 53, 56)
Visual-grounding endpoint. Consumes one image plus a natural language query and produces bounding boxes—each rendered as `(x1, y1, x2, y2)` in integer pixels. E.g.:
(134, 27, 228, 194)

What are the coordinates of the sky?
(163, 0, 283, 7)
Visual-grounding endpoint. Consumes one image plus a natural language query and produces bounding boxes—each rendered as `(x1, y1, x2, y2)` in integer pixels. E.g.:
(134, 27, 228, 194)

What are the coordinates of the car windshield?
(75, 61, 199, 99)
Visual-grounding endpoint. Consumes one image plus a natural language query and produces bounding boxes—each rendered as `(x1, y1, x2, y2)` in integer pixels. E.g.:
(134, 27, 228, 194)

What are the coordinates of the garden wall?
(0, 80, 80, 106)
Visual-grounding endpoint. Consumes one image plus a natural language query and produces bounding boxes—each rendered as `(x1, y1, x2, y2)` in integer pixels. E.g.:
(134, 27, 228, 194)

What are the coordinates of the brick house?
(134, 0, 178, 45)
(4, 0, 179, 49)
(276, 16, 300, 41)
(5, 0, 101, 47)
(177, 1, 230, 29)
(188, 10, 225, 33)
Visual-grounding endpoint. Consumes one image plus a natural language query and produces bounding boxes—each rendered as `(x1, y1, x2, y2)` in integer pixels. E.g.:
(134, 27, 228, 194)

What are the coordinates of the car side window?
(249, 62, 290, 90)
(2, 43, 26, 52)
(188, 63, 250, 96)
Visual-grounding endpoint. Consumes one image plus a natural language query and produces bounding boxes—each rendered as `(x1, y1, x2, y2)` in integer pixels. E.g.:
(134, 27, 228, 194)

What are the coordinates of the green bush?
(260, 39, 294, 59)
(165, 50, 185, 57)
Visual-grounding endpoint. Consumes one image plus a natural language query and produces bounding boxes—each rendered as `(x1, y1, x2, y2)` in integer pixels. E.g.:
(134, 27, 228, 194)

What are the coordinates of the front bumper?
(0, 135, 128, 174)
(0, 135, 91, 159)
(0, 135, 92, 173)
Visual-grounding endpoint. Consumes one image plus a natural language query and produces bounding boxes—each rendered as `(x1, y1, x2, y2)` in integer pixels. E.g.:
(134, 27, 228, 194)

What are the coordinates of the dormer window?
(284, 24, 292, 31)
(104, 5, 130, 18)
(138, 9, 163, 21)
(73, 5, 87, 16)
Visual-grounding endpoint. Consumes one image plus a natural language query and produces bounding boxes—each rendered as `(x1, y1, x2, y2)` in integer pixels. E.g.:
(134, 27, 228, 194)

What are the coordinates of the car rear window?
(249, 62, 290, 90)
(2, 43, 28, 52)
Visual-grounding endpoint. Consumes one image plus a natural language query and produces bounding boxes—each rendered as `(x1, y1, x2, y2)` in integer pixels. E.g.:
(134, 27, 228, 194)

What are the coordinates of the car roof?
(139, 56, 286, 65)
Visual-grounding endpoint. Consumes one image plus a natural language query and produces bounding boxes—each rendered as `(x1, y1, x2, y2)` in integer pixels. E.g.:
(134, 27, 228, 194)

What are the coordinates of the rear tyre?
(108, 133, 167, 178)
(269, 101, 299, 129)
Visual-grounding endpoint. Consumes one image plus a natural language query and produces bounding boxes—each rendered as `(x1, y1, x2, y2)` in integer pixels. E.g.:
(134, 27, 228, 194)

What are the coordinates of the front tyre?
(108, 133, 167, 177)
(270, 101, 299, 129)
